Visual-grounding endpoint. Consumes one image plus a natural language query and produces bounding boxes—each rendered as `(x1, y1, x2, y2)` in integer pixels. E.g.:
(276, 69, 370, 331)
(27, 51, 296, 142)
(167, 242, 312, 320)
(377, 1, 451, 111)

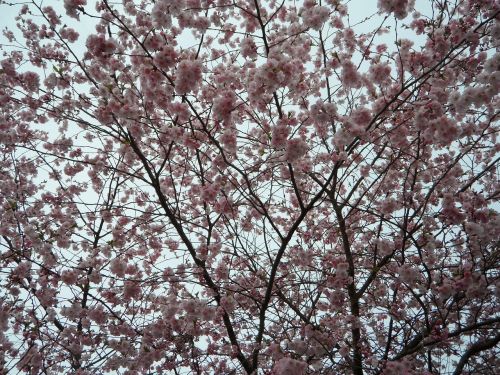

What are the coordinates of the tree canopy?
(0, 0, 499, 373)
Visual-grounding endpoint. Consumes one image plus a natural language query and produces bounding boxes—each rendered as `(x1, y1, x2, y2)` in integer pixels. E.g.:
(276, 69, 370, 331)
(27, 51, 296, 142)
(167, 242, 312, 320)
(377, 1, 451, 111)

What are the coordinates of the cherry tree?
(1, 0, 499, 373)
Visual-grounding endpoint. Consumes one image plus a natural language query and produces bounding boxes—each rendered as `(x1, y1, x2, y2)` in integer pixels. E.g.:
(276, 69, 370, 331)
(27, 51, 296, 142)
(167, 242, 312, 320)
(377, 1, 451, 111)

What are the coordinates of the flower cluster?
(152, 0, 185, 28)
(240, 37, 257, 58)
(175, 59, 202, 95)
(154, 45, 178, 70)
(271, 123, 290, 149)
(273, 357, 308, 375)
(285, 138, 308, 162)
(85, 35, 117, 58)
(341, 60, 362, 88)
(63, 0, 86, 20)
(302, 1, 330, 30)
(213, 90, 237, 123)
(377, 0, 415, 19)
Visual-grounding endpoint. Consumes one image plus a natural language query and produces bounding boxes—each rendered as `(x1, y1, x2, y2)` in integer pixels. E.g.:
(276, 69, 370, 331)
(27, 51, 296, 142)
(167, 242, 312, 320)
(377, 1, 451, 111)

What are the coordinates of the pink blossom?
(12, 262, 31, 279)
(152, 2, 172, 28)
(285, 138, 308, 162)
(85, 35, 117, 57)
(202, 183, 219, 202)
(380, 198, 398, 215)
(110, 258, 127, 277)
(383, 359, 413, 374)
(88, 306, 107, 324)
(369, 62, 392, 85)
(42, 6, 61, 26)
(61, 270, 79, 285)
(213, 90, 237, 123)
(302, 4, 330, 30)
(310, 100, 337, 138)
(60, 27, 79, 43)
(375, 239, 394, 257)
(153, 45, 178, 69)
(64, 0, 86, 20)
(123, 281, 141, 300)
(163, 239, 177, 252)
(240, 37, 257, 58)
(175, 59, 202, 95)
(341, 61, 362, 88)
(21, 71, 39, 92)
(214, 197, 237, 217)
(335, 262, 349, 278)
(377, 0, 415, 19)
(271, 124, 290, 149)
(273, 357, 308, 375)
(351, 107, 372, 128)
(220, 128, 237, 154)
(332, 129, 352, 149)
(398, 265, 418, 284)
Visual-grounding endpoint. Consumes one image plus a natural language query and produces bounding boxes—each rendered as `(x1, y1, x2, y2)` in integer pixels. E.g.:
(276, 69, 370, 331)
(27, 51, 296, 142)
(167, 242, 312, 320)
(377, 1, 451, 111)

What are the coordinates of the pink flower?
(85, 35, 117, 57)
(240, 37, 257, 58)
(220, 128, 237, 154)
(88, 306, 107, 324)
(154, 45, 178, 69)
(377, 0, 415, 19)
(175, 60, 202, 95)
(285, 138, 308, 162)
(21, 72, 40, 92)
(341, 61, 362, 88)
(380, 198, 398, 215)
(398, 265, 418, 284)
(42, 6, 61, 26)
(272, 124, 290, 148)
(383, 359, 413, 374)
(213, 90, 237, 123)
(351, 107, 372, 128)
(61, 270, 79, 285)
(369, 62, 392, 85)
(214, 197, 237, 217)
(123, 281, 141, 300)
(202, 183, 219, 202)
(335, 262, 349, 278)
(302, 4, 330, 30)
(13, 262, 31, 279)
(273, 357, 308, 375)
(376, 239, 394, 257)
(60, 27, 79, 43)
(64, 0, 87, 20)
(333, 129, 352, 149)
(152, 1, 173, 28)
(110, 258, 127, 277)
